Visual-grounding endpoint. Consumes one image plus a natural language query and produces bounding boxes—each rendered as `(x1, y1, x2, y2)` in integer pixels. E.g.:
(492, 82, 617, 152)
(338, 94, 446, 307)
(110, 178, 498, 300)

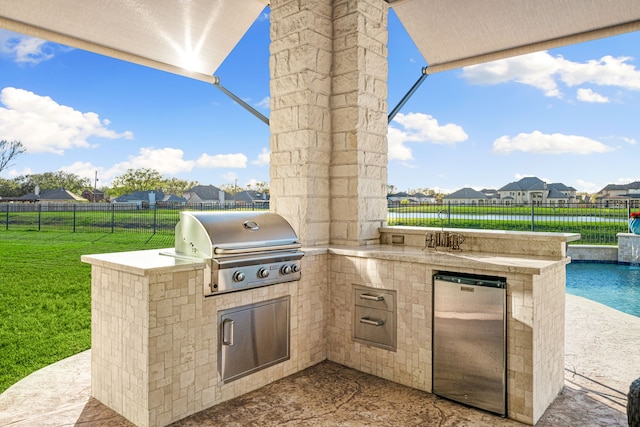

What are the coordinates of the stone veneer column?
(270, 0, 388, 246)
(270, 0, 333, 246)
(330, 0, 388, 245)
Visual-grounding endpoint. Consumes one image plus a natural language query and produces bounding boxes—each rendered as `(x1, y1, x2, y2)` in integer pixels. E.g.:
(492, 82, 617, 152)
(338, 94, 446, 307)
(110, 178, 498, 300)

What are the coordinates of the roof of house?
(444, 187, 487, 199)
(233, 190, 269, 203)
(548, 183, 576, 192)
(498, 176, 546, 192)
(17, 188, 86, 202)
(599, 181, 640, 193)
(184, 185, 226, 200)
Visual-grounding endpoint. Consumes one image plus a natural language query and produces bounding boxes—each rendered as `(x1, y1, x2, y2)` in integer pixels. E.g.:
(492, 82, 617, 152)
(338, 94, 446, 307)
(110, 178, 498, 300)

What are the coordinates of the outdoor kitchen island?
(82, 227, 579, 427)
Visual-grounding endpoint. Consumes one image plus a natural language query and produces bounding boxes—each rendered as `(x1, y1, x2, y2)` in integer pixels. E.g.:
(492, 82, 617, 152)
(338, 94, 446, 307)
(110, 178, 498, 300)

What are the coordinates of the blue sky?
(0, 8, 639, 195)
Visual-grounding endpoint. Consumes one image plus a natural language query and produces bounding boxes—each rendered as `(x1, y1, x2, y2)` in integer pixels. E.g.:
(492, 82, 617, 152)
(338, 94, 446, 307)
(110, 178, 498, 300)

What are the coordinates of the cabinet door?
(218, 296, 290, 383)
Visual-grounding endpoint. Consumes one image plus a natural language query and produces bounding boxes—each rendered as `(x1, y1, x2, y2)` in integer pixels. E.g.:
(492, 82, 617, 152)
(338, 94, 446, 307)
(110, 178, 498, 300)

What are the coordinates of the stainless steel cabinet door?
(218, 296, 290, 383)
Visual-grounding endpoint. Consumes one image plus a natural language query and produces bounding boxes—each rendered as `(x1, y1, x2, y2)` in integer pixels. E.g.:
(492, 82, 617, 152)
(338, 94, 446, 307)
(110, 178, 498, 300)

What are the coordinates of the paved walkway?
(1, 295, 638, 426)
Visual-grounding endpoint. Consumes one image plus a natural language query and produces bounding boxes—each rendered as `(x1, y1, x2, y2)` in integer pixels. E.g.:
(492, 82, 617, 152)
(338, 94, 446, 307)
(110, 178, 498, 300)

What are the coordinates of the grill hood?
(175, 211, 301, 259)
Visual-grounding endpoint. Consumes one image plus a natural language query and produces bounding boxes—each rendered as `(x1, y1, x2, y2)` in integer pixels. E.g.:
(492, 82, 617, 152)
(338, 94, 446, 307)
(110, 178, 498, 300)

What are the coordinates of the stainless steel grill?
(173, 211, 303, 296)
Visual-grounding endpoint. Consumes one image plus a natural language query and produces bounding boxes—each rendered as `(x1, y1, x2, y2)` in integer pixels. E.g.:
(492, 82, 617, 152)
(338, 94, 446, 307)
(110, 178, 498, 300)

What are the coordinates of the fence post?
(111, 204, 115, 233)
(448, 201, 451, 227)
(38, 203, 42, 231)
(73, 204, 77, 233)
(531, 203, 535, 232)
(5, 204, 8, 230)
(153, 203, 157, 235)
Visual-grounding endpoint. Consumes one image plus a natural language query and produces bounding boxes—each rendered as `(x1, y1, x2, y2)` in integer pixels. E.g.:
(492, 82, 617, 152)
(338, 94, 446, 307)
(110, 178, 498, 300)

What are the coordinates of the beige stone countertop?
(325, 244, 570, 276)
(81, 248, 205, 276)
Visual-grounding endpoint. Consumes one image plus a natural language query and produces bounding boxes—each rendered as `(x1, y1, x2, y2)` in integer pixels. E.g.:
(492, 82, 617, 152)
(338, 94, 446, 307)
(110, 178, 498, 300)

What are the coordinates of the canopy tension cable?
(388, 66, 429, 123)
(212, 77, 269, 126)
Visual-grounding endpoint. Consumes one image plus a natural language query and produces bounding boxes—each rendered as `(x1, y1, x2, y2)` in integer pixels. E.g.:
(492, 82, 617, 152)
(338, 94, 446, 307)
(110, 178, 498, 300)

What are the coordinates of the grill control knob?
(258, 268, 270, 278)
(291, 264, 300, 273)
(280, 265, 292, 275)
(233, 271, 246, 282)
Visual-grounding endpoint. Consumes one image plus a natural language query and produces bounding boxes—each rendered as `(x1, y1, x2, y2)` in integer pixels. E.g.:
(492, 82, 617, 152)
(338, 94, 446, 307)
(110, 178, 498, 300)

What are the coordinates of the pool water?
(566, 263, 640, 318)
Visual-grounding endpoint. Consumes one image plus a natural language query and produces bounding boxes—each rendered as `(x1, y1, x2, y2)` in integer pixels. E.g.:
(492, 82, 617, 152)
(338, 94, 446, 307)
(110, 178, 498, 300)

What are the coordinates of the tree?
(246, 181, 269, 194)
(11, 171, 91, 195)
(0, 140, 26, 173)
(159, 177, 199, 197)
(387, 184, 397, 195)
(110, 168, 164, 197)
(0, 177, 22, 197)
(219, 183, 242, 195)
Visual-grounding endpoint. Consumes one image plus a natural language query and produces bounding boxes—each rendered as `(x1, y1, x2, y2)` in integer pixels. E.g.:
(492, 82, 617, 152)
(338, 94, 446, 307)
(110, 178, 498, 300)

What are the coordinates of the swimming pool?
(566, 263, 640, 317)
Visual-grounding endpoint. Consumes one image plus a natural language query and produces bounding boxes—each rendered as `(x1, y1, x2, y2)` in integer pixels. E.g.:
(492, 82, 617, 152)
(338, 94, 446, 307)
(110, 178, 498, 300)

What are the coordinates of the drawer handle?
(360, 293, 384, 302)
(360, 317, 385, 326)
(222, 319, 234, 346)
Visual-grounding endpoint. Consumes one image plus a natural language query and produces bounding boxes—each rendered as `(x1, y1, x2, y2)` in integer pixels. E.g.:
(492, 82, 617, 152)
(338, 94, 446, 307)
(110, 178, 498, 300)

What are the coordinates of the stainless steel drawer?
(353, 306, 396, 351)
(353, 287, 395, 311)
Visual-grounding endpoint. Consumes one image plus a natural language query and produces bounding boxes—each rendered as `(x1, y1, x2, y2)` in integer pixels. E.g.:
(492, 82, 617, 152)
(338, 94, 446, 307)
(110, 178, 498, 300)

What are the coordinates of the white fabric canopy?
(0, 0, 268, 83)
(392, 0, 640, 74)
(1, 0, 639, 80)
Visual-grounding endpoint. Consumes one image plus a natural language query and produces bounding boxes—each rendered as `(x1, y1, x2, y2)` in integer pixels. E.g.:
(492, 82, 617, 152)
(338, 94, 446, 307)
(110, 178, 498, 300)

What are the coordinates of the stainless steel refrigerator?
(432, 272, 507, 416)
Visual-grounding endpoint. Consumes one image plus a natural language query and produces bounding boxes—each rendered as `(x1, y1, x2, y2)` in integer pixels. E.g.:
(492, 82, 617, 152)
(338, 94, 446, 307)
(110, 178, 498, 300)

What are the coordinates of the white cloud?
(574, 179, 601, 193)
(461, 51, 640, 98)
(493, 131, 614, 155)
(252, 147, 270, 166)
(196, 153, 247, 168)
(222, 172, 238, 182)
(559, 55, 640, 89)
(0, 30, 61, 64)
(576, 88, 609, 103)
(0, 87, 133, 154)
(621, 137, 637, 145)
(118, 147, 195, 175)
(5, 166, 33, 178)
(255, 97, 270, 109)
(388, 112, 468, 161)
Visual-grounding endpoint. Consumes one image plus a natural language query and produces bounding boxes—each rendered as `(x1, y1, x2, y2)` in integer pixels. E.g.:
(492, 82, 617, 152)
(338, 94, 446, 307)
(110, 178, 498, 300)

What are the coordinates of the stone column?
(270, 0, 388, 246)
(330, 0, 388, 245)
(269, 0, 333, 246)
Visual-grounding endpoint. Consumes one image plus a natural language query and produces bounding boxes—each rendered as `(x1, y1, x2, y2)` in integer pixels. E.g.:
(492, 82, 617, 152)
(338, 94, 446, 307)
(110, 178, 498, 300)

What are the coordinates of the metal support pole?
(388, 67, 429, 123)
(212, 77, 269, 126)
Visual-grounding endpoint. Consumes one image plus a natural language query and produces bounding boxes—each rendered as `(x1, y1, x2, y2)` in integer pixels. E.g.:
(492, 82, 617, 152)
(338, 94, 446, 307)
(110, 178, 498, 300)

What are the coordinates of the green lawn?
(0, 231, 173, 393)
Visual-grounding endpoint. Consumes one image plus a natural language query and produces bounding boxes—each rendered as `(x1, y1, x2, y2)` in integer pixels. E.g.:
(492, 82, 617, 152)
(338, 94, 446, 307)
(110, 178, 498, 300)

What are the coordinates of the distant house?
(596, 181, 640, 207)
(387, 192, 411, 203)
(443, 188, 488, 205)
(480, 189, 500, 204)
(497, 177, 576, 205)
(16, 187, 87, 203)
(233, 190, 269, 205)
(112, 190, 186, 208)
(81, 189, 106, 202)
(387, 192, 436, 204)
(183, 185, 227, 204)
(411, 193, 437, 204)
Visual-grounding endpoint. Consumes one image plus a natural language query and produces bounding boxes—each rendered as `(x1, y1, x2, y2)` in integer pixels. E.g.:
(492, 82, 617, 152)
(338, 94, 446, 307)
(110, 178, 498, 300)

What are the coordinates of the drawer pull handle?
(360, 317, 385, 326)
(222, 319, 234, 346)
(360, 293, 384, 302)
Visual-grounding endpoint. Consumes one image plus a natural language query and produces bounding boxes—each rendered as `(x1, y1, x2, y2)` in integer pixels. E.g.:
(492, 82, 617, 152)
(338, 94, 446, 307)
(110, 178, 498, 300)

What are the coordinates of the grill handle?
(214, 243, 302, 255)
(222, 319, 234, 346)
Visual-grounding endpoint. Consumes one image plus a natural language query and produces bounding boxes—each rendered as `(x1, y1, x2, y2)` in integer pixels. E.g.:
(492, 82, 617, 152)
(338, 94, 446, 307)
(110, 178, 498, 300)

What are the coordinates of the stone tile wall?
(91, 253, 328, 427)
(618, 233, 640, 263)
(327, 253, 567, 425)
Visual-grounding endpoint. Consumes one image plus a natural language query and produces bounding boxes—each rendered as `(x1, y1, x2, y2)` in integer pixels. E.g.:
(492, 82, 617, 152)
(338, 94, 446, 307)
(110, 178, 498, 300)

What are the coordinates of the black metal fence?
(387, 201, 635, 245)
(0, 202, 269, 234)
(1, 201, 636, 244)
